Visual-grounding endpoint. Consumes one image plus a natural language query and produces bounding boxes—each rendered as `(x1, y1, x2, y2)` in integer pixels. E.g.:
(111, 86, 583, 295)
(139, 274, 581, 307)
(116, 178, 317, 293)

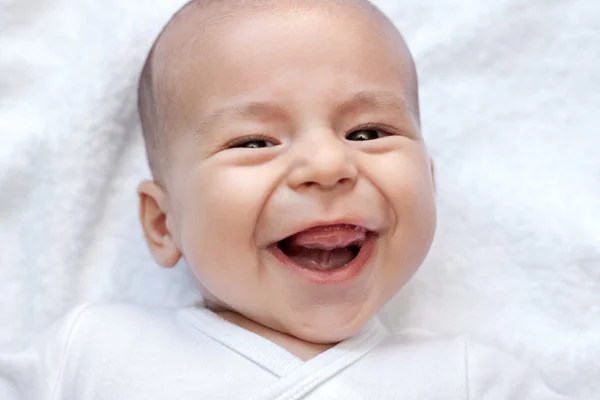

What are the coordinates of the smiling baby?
(0, 1, 572, 399)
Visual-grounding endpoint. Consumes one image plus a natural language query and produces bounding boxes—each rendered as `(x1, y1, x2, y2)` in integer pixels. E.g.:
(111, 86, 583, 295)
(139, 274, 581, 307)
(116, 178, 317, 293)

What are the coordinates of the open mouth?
(274, 224, 375, 272)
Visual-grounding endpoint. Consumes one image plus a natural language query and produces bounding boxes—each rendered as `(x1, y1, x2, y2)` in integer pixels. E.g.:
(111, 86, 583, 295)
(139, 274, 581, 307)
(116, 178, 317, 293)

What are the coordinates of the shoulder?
(0, 303, 236, 399)
(377, 328, 468, 363)
(0, 303, 161, 399)
(52, 303, 202, 393)
(62, 302, 186, 353)
(12, 302, 184, 361)
(370, 330, 469, 377)
(372, 331, 570, 399)
(354, 330, 468, 398)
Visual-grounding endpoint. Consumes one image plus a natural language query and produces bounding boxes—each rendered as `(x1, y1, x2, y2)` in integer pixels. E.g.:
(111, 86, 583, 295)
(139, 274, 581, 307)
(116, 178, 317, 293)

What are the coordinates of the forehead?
(154, 2, 417, 132)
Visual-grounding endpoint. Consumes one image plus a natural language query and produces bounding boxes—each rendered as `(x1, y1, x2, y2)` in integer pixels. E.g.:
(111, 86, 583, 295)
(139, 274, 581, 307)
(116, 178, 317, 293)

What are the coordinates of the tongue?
(283, 225, 366, 271)
(289, 225, 367, 250)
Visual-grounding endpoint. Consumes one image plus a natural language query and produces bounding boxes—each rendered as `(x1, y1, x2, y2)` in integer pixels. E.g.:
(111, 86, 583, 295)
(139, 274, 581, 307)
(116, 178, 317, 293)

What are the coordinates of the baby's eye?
(237, 140, 273, 149)
(228, 136, 277, 149)
(346, 129, 386, 141)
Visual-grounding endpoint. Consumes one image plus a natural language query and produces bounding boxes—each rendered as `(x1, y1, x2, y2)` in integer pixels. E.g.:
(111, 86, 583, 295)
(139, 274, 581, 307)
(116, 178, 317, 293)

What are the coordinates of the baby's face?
(151, 4, 436, 343)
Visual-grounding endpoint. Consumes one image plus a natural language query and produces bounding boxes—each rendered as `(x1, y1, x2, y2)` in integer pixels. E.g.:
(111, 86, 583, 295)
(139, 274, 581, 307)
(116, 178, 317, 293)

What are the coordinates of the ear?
(429, 157, 436, 193)
(137, 180, 181, 268)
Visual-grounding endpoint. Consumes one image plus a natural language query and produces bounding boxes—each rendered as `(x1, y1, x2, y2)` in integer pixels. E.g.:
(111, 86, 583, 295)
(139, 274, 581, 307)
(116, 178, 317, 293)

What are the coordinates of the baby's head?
(137, 0, 436, 344)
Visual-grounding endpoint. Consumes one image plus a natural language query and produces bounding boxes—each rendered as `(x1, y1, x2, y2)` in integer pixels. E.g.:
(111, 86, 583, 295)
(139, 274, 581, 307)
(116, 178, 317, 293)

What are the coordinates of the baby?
(0, 0, 572, 399)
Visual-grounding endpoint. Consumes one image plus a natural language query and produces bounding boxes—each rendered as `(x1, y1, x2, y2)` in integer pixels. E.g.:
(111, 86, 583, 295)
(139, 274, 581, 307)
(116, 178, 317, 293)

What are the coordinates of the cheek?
(176, 165, 273, 292)
(367, 149, 436, 260)
(366, 145, 435, 209)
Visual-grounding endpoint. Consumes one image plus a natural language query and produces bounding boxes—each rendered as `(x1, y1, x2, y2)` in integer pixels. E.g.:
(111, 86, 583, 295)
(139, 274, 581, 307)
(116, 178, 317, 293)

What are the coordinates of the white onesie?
(0, 303, 569, 399)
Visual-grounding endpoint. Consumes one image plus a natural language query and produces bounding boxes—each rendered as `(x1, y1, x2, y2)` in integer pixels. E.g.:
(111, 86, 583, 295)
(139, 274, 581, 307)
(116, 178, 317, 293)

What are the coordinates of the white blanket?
(0, 0, 598, 398)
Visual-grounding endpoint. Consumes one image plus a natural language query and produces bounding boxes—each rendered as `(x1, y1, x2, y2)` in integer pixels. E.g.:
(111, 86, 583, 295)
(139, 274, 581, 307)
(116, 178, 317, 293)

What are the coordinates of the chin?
(283, 307, 375, 344)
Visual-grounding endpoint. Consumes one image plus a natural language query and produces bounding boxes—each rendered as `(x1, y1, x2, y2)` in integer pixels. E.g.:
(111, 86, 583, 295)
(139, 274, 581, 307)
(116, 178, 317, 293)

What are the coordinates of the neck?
(215, 310, 335, 361)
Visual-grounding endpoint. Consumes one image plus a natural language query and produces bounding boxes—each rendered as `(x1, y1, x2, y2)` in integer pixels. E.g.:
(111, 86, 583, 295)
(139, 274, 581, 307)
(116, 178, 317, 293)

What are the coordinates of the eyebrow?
(196, 90, 412, 136)
(335, 90, 412, 118)
(197, 101, 287, 135)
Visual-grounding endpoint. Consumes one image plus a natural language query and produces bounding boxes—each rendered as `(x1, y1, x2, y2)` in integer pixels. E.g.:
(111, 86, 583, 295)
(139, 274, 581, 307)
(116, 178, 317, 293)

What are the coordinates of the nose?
(287, 131, 358, 192)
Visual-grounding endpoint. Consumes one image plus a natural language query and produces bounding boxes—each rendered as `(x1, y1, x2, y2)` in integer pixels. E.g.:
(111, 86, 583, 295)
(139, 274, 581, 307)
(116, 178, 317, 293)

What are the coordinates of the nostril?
(318, 177, 353, 191)
(289, 158, 357, 191)
(330, 177, 353, 189)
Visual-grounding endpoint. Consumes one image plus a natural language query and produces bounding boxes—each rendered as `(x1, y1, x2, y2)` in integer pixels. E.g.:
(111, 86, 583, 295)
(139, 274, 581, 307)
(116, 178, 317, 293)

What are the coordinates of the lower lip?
(268, 236, 377, 285)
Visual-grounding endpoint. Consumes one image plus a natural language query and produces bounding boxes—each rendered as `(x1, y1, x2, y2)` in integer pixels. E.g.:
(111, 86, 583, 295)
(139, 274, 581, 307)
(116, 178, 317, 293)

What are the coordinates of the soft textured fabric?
(0, 0, 599, 399)
(0, 304, 570, 400)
